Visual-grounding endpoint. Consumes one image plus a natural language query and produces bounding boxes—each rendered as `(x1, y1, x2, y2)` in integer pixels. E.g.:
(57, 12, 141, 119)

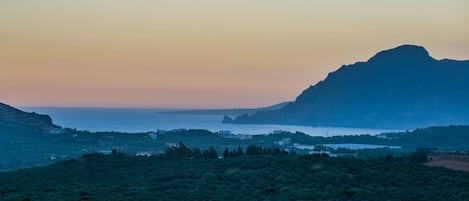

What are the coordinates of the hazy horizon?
(18, 105, 278, 110)
(2, 0, 468, 108)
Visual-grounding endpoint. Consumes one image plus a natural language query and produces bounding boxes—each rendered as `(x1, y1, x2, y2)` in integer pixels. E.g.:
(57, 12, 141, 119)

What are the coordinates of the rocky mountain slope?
(227, 45, 469, 129)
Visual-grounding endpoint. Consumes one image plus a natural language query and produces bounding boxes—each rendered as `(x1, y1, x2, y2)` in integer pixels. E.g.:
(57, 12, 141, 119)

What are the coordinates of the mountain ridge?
(227, 45, 469, 129)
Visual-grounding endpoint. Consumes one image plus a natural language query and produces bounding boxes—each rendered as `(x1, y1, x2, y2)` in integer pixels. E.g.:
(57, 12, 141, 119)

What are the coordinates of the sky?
(1, 0, 468, 108)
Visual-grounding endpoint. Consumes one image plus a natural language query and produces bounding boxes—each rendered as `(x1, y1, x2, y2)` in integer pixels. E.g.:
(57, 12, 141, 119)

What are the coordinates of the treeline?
(161, 142, 290, 159)
(163, 142, 218, 159)
(223, 144, 290, 158)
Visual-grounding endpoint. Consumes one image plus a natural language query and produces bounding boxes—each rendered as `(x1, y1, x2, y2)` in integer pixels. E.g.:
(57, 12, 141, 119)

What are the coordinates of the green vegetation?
(1, 145, 468, 201)
(2, 124, 469, 171)
(385, 126, 469, 150)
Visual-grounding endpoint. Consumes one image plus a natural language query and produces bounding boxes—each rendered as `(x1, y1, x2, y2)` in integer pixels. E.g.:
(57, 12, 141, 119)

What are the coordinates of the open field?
(426, 155, 469, 173)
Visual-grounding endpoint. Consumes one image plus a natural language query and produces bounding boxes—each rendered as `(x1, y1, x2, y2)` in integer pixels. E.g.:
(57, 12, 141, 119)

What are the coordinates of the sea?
(21, 107, 398, 137)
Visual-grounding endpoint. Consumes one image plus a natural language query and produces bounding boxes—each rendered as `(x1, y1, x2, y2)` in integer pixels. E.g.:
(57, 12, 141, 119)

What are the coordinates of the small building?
(272, 130, 284, 134)
(136, 152, 152, 157)
(275, 138, 292, 146)
(165, 143, 177, 148)
(308, 150, 337, 157)
(328, 153, 338, 158)
(98, 150, 112, 155)
(49, 128, 64, 135)
(219, 130, 232, 135)
(148, 132, 158, 140)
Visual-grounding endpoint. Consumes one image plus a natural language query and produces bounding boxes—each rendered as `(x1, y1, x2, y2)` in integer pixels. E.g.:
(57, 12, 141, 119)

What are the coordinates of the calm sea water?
(21, 107, 398, 136)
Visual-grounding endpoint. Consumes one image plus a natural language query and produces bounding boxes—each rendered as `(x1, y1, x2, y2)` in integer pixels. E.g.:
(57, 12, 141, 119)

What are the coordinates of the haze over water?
(21, 107, 397, 136)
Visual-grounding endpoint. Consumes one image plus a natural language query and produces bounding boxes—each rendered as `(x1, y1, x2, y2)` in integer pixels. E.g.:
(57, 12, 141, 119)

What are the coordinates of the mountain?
(157, 101, 291, 116)
(227, 45, 469, 129)
(0, 102, 59, 132)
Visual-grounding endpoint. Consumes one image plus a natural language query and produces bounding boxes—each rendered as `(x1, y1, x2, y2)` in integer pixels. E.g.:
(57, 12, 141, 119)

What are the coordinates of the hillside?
(0, 102, 59, 131)
(227, 45, 469, 129)
(1, 152, 468, 201)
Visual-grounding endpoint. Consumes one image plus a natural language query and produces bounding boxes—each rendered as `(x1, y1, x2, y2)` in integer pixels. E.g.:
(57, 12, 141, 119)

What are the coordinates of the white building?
(219, 130, 232, 135)
(136, 152, 152, 157)
(272, 130, 284, 134)
(148, 132, 158, 140)
(49, 128, 64, 135)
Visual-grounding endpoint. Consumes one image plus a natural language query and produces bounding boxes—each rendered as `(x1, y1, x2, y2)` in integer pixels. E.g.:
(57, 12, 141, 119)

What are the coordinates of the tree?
(223, 147, 230, 158)
(164, 142, 193, 158)
(246, 144, 261, 155)
(273, 147, 281, 155)
(192, 148, 202, 158)
(236, 146, 244, 156)
(202, 146, 218, 159)
(176, 142, 193, 158)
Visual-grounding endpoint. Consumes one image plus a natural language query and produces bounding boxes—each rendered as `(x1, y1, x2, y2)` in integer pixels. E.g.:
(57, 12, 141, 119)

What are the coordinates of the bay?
(21, 107, 398, 136)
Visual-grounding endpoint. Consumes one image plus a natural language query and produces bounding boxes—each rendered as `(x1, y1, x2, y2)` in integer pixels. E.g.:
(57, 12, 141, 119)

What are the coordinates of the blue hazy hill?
(157, 101, 291, 116)
(227, 45, 469, 129)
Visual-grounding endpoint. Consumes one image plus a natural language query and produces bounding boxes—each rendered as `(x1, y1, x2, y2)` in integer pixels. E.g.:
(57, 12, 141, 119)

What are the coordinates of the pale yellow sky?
(1, 0, 468, 108)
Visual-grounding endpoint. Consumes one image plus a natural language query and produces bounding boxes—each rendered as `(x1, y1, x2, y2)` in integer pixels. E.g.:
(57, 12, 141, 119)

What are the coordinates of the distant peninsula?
(157, 101, 290, 116)
(225, 45, 469, 129)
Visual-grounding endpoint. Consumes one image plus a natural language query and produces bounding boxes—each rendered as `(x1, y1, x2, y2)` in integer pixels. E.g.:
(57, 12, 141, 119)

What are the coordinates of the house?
(136, 152, 152, 157)
(336, 153, 358, 158)
(49, 128, 64, 135)
(165, 143, 177, 147)
(308, 150, 338, 158)
(272, 130, 284, 134)
(275, 138, 292, 146)
(219, 130, 232, 135)
(98, 150, 112, 155)
(148, 132, 158, 140)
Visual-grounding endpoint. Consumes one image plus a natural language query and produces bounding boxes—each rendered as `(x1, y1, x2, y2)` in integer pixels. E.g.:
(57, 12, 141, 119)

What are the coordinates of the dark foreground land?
(1, 149, 468, 201)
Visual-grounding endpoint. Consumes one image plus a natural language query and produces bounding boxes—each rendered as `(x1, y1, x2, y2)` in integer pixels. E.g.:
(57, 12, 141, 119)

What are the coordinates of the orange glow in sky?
(1, 0, 468, 108)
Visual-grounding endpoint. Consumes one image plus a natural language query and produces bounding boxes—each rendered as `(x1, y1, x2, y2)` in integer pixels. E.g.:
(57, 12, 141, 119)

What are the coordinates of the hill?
(227, 45, 469, 129)
(0, 102, 59, 132)
(1, 152, 468, 201)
